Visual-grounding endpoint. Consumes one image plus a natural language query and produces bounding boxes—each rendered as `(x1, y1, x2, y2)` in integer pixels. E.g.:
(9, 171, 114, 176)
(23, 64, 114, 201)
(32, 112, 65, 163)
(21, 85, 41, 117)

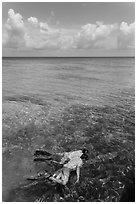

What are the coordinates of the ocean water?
(2, 57, 135, 202)
(2, 57, 135, 106)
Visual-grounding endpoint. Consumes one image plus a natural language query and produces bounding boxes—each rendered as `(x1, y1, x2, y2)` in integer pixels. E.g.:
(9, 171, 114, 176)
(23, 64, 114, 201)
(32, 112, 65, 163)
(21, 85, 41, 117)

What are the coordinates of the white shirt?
(60, 150, 83, 170)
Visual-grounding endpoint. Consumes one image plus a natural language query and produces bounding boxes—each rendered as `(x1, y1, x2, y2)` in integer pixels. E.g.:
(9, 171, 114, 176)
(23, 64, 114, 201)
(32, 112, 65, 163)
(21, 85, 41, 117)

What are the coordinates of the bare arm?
(56, 152, 65, 156)
(59, 153, 70, 164)
(76, 165, 80, 183)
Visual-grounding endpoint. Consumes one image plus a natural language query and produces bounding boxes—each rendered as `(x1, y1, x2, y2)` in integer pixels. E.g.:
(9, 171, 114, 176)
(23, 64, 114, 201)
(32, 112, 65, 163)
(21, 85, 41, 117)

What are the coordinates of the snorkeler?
(34, 148, 89, 185)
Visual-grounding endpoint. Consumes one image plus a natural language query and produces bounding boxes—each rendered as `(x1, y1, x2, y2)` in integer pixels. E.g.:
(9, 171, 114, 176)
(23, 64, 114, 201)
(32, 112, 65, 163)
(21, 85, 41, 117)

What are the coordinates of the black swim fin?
(34, 150, 52, 157)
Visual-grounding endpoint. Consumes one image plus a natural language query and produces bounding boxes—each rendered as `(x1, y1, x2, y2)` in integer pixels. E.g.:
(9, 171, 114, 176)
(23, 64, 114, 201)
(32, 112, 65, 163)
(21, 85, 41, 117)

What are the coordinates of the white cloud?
(28, 17, 39, 27)
(75, 22, 119, 49)
(7, 9, 24, 29)
(2, 9, 135, 51)
(80, 22, 118, 40)
(39, 22, 49, 31)
(118, 22, 135, 49)
(120, 22, 135, 35)
(3, 9, 26, 48)
(59, 35, 74, 50)
(94, 36, 118, 50)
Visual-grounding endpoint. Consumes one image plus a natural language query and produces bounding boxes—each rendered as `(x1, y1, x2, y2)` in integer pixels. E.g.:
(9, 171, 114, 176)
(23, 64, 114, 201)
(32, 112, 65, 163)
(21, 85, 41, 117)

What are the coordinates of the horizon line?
(2, 56, 135, 58)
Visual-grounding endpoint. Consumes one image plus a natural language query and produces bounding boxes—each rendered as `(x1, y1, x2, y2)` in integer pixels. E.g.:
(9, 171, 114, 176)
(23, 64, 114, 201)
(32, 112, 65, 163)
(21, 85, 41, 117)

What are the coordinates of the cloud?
(120, 22, 135, 35)
(7, 9, 24, 29)
(74, 21, 134, 50)
(118, 22, 135, 49)
(3, 9, 26, 48)
(59, 34, 74, 50)
(75, 22, 119, 49)
(2, 9, 135, 51)
(27, 17, 39, 27)
(39, 22, 49, 31)
(3, 9, 60, 50)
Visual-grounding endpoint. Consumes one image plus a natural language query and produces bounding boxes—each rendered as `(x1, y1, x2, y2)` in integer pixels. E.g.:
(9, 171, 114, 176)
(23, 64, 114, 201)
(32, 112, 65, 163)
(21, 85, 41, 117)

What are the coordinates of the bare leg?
(50, 168, 70, 185)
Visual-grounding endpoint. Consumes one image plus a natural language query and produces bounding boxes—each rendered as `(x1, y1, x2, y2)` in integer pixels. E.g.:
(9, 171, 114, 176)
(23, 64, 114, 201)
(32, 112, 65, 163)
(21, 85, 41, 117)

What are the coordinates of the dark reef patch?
(3, 95, 49, 106)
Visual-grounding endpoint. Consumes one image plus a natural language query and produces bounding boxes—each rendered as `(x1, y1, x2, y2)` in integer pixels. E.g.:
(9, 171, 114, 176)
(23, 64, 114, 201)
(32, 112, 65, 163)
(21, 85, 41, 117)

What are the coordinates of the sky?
(2, 2, 135, 57)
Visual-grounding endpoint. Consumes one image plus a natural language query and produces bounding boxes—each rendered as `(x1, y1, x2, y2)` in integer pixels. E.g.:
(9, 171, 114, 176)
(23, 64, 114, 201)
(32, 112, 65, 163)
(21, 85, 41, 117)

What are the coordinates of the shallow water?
(2, 57, 135, 201)
(3, 57, 135, 106)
